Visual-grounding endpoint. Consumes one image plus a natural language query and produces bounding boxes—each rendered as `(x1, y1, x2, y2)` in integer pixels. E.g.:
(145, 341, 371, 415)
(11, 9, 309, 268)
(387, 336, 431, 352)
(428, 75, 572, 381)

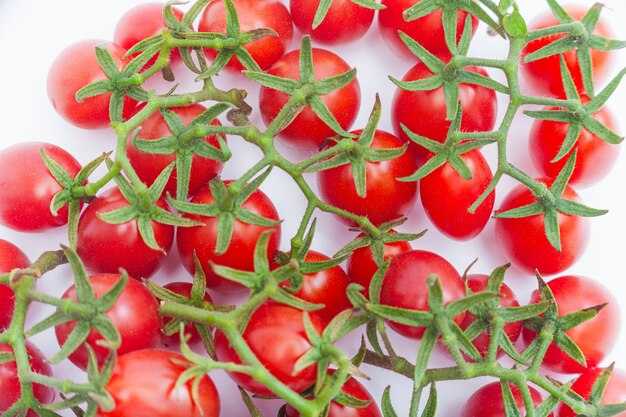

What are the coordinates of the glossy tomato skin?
(0, 240, 30, 329)
(558, 367, 626, 417)
(290, 0, 374, 44)
(0, 142, 82, 232)
(259, 48, 361, 151)
(0, 341, 55, 417)
(98, 349, 220, 417)
(380, 250, 466, 339)
(161, 282, 213, 348)
(76, 188, 175, 279)
(47, 40, 136, 130)
(176, 182, 281, 293)
(215, 304, 325, 397)
(495, 178, 589, 276)
(420, 150, 494, 240)
(126, 104, 225, 198)
(379, 0, 478, 59)
(54, 273, 162, 370)
(317, 130, 418, 226)
(521, 5, 613, 98)
(392, 62, 497, 163)
(198, 0, 293, 72)
(461, 382, 546, 417)
(529, 102, 618, 188)
(522, 275, 620, 374)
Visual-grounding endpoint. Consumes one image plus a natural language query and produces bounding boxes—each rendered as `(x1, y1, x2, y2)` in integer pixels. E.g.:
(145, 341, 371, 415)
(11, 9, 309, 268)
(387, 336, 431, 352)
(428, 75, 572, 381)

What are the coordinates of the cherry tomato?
(76, 187, 175, 279)
(494, 178, 589, 276)
(379, 0, 478, 59)
(0, 341, 54, 417)
(392, 62, 497, 163)
(420, 150, 495, 240)
(126, 104, 225, 198)
(259, 48, 361, 151)
(521, 5, 613, 98)
(529, 100, 619, 188)
(0, 142, 82, 232)
(461, 381, 547, 417)
(0, 240, 30, 329)
(47, 40, 137, 130)
(380, 250, 466, 339)
(176, 182, 281, 293)
(522, 275, 620, 374)
(558, 367, 626, 417)
(346, 231, 412, 296)
(160, 282, 213, 348)
(198, 0, 293, 72)
(98, 349, 220, 417)
(214, 303, 325, 397)
(290, 0, 374, 44)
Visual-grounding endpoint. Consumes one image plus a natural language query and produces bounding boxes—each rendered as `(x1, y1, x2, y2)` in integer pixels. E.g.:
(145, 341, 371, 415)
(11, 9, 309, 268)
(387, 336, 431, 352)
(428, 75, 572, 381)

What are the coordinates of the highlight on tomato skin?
(557, 367, 626, 417)
(461, 381, 548, 417)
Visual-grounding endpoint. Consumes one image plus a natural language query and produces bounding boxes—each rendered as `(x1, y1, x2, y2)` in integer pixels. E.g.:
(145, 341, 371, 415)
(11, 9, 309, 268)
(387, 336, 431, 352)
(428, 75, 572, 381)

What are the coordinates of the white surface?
(0, 1, 625, 416)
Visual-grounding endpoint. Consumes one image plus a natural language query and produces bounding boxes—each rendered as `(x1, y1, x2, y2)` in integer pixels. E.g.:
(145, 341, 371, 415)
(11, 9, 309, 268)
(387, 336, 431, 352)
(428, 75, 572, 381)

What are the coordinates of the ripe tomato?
(76, 187, 175, 279)
(529, 101, 618, 188)
(160, 282, 213, 348)
(392, 62, 497, 163)
(521, 5, 613, 98)
(259, 48, 361, 151)
(0, 142, 82, 232)
(558, 367, 626, 417)
(114, 2, 184, 70)
(522, 275, 620, 374)
(380, 250, 465, 339)
(420, 150, 494, 240)
(126, 104, 225, 198)
(0, 240, 30, 329)
(98, 349, 220, 417)
(290, 0, 374, 44)
(494, 178, 589, 276)
(214, 303, 325, 397)
(47, 39, 137, 130)
(346, 231, 412, 296)
(379, 0, 478, 59)
(461, 382, 547, 417)
(198, 0, 293, 72)
(176, 182, 281, 293)
(0, 341, 54, 417)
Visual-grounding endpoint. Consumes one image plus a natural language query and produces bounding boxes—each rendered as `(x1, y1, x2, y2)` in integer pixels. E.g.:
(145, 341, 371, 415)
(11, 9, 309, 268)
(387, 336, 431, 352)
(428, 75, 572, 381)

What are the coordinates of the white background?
(0, 0, 624, 416)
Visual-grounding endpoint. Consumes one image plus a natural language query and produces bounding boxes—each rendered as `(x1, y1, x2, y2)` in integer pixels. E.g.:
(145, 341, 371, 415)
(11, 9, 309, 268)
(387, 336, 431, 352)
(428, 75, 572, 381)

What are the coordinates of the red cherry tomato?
(420, 150, 494, 240)
(215, 303, 325, 397)
(0, 341, 55, 417)
(529, 101, 619, 188)
(176, 182, 281, 293)
(495, 178, 589, 276)
(126, 104, 225, 198)
(259, 48, 361, 151)
(76, 187, 175, 279)
(0, 142, 82, 232)
(379, 0, 478, 59)
(522, 275, 620, 374)
(461, 381, 547, 417)
(290, 0, 374, 44)
(521, 5, 613, 98)
(198, 0, 293, 72)
(558, 367, 626, 417)
(160, 282, 213, 348)
(392, 62, 497, 163)
(380, 250, 466, 339)
(98, 349, 220, 417)
(47, 40, 137, 130)
(0, 240, 30, 329)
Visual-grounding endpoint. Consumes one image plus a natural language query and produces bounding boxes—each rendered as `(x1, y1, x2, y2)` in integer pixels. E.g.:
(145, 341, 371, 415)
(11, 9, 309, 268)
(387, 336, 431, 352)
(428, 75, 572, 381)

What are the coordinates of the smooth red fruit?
(558, 367, 626, 417)
(198, 0, 293, 72)
(76, 187, 175, 279)
(495, 178, 589, 275)
(215, 304, 325, 397)
(161, 282, 213, 348)
(98, 349, 220, 417)
(380, 250, 465, 339)
(126, 104, 225, 198)
(259, 48, 361, 151)
(0, 240, 30, 329)
(522, 275, 620, 374)
(461, 382, 547, 417)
